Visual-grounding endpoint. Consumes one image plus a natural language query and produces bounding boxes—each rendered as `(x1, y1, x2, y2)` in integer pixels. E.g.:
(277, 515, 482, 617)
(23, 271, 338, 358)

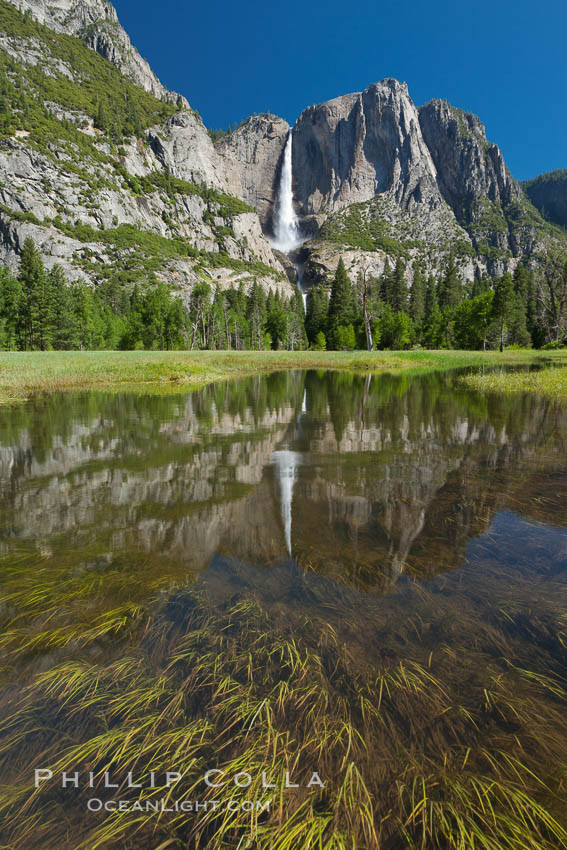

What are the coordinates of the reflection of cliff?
(0, 376, 306, 572)
(289, 374, 567, 589)
(0, 371, 565, 593)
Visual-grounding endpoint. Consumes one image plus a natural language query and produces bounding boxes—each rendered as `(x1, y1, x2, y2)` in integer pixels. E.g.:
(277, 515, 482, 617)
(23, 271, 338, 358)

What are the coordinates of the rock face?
(5, 0, 185, 103)
(523, 170, 567, 229)
(0, 0, 291, 296)
(418, 100, 520, 216)
(287, 81, 565, 282)
(1, 0, 565, 296)
(418, 99, 530, 259)
(148, 110, 226, 190)
(0, 133, 287, 291)
(215, 114, 290, 230)
(293, 80, 441, 215)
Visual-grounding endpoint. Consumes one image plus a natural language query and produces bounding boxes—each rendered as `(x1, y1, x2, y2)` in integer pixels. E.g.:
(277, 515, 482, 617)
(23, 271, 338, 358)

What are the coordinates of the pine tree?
(392, 258, 408, 313)
(0, 267, 21, 350)
(246, 280, 267, 350)
(438, 256, 461, 309)
(288, 289, 307, 351)
(422, 276, 444, 348)
(95, 99, 110, 133)
(48, 265, 74, 350)
(72, 284, 95, 350)
(266, 295, 287, 350)
(391, 312, 413, 350)
(328, 258, 355, 349)
(492, 273, 515, 352)
(210, 287, 228, 350)
(141, 283, 171, 350)
(508, 265, 531, 347)
(305, 284, 329, 346)
(437, 257, 461, 348)
(18, 237, 44, 350)
(377, 303, 394, 349)
(409, 266, 425, 328)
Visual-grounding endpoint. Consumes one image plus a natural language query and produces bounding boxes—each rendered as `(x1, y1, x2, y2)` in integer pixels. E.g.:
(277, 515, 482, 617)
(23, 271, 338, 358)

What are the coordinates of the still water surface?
(1, 369, 566, 848)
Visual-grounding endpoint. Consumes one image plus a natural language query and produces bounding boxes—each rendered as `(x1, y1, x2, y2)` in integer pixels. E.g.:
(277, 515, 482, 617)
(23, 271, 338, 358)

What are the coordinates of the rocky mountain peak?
(292, 78, 441, 216)
(5, 0, 187, 103)
(418, 98, 520, 217)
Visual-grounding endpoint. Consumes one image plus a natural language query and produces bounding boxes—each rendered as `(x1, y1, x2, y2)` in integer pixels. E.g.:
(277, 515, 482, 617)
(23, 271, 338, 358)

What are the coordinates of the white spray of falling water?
(270, 131, 302, 253)
(269, 131, 308, 312)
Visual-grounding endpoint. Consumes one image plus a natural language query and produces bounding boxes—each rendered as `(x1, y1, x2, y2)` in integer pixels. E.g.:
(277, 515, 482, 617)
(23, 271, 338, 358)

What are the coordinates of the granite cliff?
(215, 81, 565, 286)
(0, 0, 565, 301)
(7, 0, 183, 101)
(0, 0, 291, 296)
(523, 170, 567, 230)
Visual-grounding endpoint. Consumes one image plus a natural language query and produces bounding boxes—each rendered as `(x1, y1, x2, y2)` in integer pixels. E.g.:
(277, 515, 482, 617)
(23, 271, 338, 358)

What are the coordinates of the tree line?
(306, 255, 567, 351)
(0, 238, 306, 351)
(1, 238, 566, 352)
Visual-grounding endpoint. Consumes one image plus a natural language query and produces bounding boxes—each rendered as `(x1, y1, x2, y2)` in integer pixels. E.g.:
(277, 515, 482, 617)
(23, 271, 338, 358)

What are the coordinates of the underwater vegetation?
(0, 368, 566, 848)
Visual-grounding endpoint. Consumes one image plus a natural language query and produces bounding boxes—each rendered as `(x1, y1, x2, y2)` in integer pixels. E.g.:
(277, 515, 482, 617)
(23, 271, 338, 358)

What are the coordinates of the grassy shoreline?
(2, 349, 567, 405)
(462, 363, 567, 401)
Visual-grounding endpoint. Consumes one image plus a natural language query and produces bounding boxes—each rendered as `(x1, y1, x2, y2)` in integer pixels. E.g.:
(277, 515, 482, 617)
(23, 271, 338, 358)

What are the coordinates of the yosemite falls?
(269, 130, 308, 311)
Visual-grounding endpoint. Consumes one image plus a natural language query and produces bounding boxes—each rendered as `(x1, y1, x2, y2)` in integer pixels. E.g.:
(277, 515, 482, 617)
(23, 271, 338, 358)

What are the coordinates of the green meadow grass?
(1, 349, 566, 405)
(462, 364, 567, 401)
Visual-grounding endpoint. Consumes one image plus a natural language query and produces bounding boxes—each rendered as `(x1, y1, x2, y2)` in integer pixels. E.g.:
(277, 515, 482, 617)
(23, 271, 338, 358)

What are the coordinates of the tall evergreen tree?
(508, 265, 531, 347)
(266, 293, 287, 349)
(0, 267, 21, 350)
(492, 273, 515, 352)
(422, 276, 444, 348)
(391, 312, 413, 349)
(328, 258, 355, 349)
(246, 280, 267, 350)
(288, 289, 307, 351)
(18, 237, 45, 350)
(438, 256, 461, 309)
(392, 258, 408, 313)
(409, 266, 425, 327)
(49, 265, 74, 350)
(305, 284, 329, 347)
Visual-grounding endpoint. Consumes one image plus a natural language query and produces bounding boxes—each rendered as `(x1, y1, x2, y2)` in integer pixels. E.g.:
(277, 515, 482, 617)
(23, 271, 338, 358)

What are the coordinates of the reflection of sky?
(271, 450, 302, 555)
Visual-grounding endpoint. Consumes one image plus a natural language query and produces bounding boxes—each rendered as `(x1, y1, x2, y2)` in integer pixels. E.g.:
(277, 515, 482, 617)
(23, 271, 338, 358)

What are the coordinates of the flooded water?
(1, 369, 567, 849)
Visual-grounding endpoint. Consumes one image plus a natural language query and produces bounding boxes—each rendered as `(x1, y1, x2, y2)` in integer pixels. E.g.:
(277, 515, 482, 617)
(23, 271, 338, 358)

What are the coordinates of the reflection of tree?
(293, 370, 567, 592)
(1, 369, 566, 602)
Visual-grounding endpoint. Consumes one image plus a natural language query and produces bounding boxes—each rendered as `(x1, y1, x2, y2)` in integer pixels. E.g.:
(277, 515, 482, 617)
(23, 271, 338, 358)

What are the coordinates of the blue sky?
(115, 0, 566, 180)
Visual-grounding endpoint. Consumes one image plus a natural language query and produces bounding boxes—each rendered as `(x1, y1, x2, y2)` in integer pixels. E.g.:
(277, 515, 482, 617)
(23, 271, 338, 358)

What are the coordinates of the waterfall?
(269, 131, 308, 312)
(270, 131, 302, 253)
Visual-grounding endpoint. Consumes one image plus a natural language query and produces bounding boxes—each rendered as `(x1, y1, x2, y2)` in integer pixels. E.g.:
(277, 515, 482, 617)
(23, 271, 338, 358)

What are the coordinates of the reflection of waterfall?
(271, 450, 302, 555)
(294, 261, 308, 314)
(269, 130, 307, 310)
